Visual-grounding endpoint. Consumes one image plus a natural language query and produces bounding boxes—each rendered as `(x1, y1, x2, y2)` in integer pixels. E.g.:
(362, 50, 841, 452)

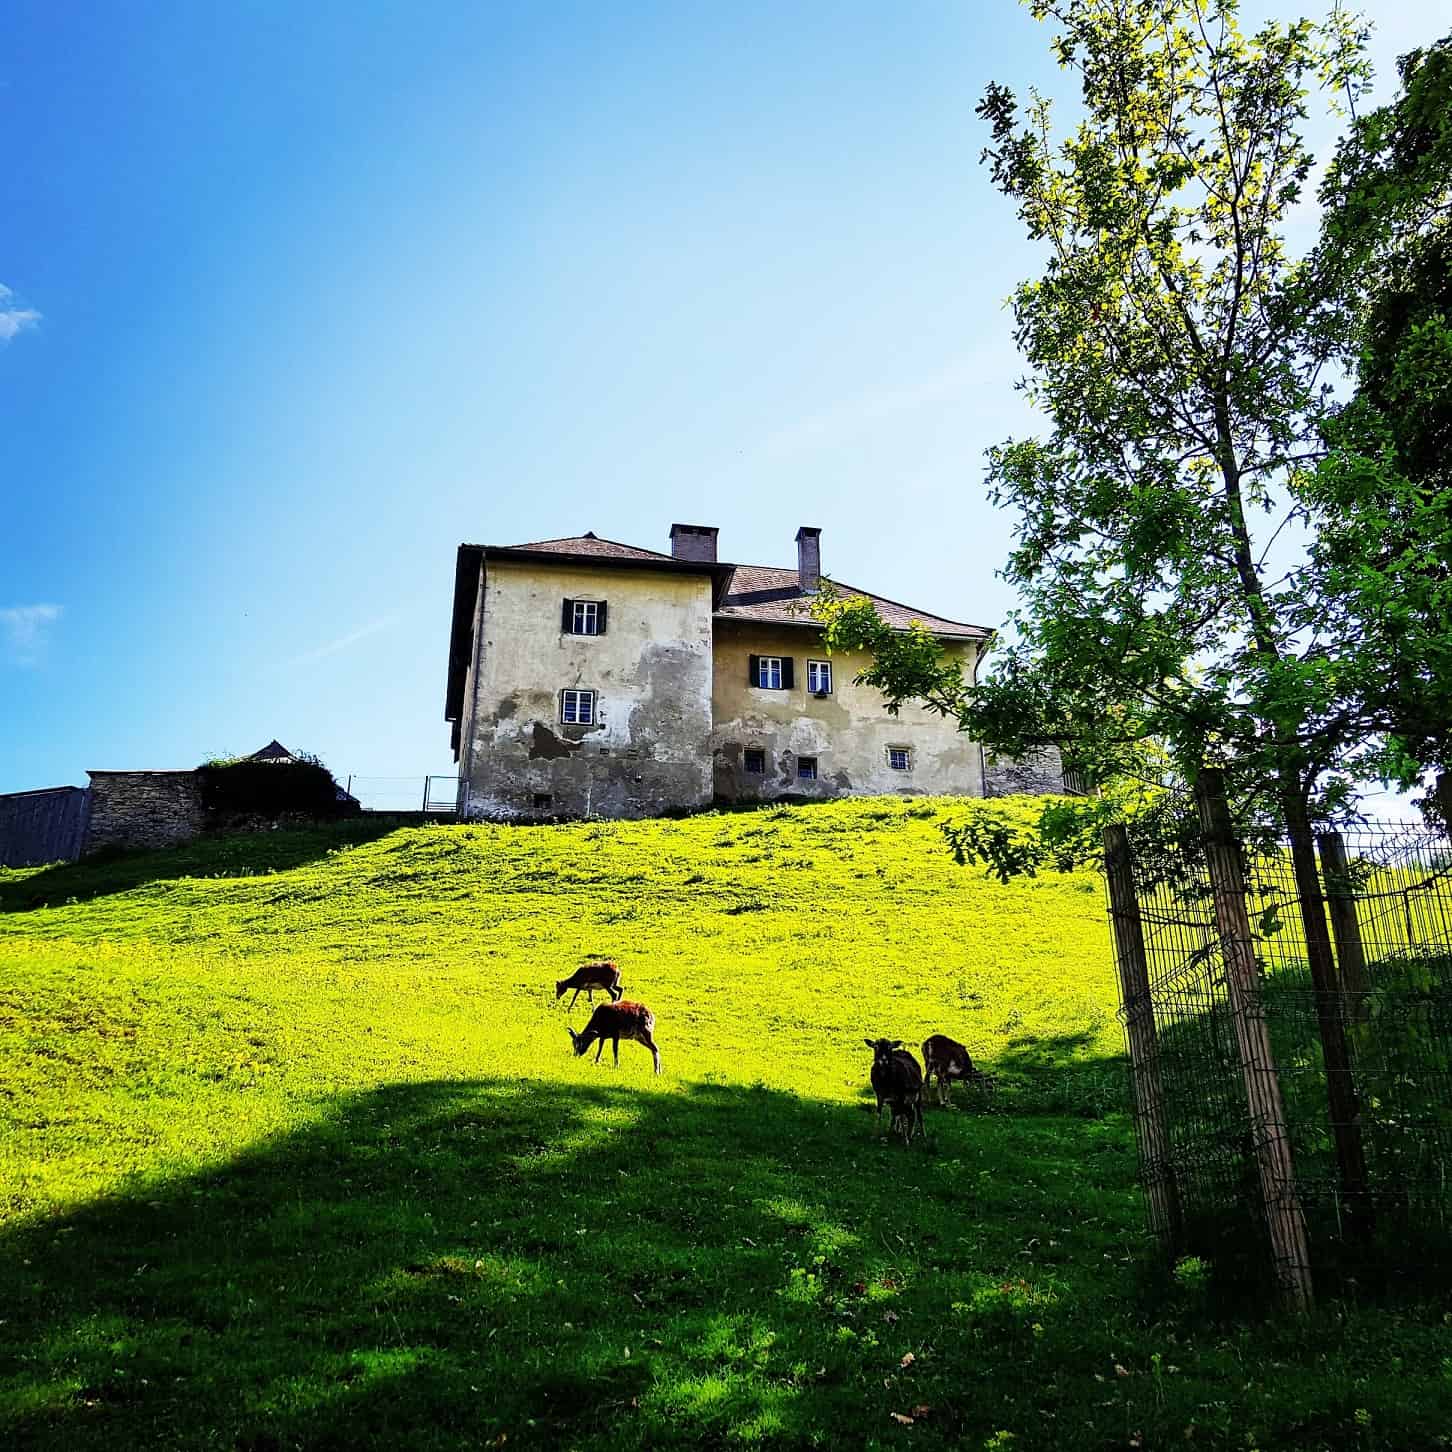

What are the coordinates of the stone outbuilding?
(444, 524, 1065, 820)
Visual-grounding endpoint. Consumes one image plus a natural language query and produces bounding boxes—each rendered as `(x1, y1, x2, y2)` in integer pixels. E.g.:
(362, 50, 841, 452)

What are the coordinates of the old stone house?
(444, 525, 1064, 820)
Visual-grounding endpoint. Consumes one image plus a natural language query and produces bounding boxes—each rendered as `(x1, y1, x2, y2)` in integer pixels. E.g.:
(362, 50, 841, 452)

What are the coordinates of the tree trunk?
(1278, 780, 1372, 1236)
(1318, 831, 1369, 1023)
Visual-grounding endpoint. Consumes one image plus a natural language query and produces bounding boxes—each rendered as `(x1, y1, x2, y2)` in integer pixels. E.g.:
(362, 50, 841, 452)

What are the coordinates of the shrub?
(196, 752, 351, 821)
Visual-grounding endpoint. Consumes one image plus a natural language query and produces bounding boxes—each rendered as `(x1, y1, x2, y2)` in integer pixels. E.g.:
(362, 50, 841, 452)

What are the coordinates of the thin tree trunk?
(1318, 831, 1369, 1024)
(1279, 779, 1372, 1237)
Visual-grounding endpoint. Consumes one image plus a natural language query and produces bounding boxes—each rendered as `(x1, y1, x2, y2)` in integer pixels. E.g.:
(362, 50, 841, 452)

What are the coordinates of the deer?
(568, 1000, 661, 1074)
(555, 959, 624, 1008)
(921, 1033, 992, 1106)
(865, 1038, 924, 1145)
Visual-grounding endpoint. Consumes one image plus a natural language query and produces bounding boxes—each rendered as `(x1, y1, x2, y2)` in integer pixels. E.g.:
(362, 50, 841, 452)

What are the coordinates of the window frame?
(561, 598, 608, 636)
(743, 747, 766, 775)
(797, 755, 818, 781)
(560, 688, 597, 725)
(806, 659, 833, 695)
(757, 655, 783, 690)
(887, 746, 912, 772)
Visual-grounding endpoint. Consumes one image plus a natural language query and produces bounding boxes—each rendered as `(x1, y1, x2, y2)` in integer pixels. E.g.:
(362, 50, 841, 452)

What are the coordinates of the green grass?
(1, 797, 1449, 1450)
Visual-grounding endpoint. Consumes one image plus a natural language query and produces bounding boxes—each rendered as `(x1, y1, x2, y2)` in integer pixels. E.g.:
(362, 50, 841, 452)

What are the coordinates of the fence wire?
(1115, 804, 1452, 1279)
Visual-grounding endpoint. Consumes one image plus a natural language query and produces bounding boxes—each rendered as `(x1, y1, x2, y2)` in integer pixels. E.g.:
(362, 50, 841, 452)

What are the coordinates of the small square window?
(561, 689, 596, 725)
(743, 748, 766, 775)
(807, 660, 832, 694)
(533, 793, 553, 810)
(888, 747, 912, 771)
(757, 656, 783, 690)
(797, 756, 818, 781)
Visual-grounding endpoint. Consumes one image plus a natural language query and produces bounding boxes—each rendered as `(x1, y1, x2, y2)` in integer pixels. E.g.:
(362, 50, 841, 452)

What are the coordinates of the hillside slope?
(2, 799, 1446, 1450)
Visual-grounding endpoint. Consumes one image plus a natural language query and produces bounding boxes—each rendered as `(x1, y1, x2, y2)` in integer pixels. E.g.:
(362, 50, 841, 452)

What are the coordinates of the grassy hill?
(1, 798, 1447, 1450)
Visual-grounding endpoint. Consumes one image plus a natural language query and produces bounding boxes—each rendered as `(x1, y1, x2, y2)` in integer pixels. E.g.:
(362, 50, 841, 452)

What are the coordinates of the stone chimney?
(796, 526, 822, 592)
(669, 523, 718, 563)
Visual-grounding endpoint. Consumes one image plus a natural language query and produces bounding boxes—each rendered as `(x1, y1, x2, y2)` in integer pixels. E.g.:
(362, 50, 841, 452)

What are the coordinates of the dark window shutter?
(596, 601, 608, 634)
(781, 657, 795, 689)
(561, 599, 575, 633)
(748, 654, 760, 686)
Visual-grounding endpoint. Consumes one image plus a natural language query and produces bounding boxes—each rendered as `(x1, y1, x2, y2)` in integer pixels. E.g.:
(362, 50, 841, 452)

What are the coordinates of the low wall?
(0, 786, 91, 867)
(84, 772, 208, 854)
(983, 747, 1066, 798)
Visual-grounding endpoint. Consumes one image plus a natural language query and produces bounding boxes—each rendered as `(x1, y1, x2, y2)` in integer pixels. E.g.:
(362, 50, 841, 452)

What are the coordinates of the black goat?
(865, 1038, 924, 1145)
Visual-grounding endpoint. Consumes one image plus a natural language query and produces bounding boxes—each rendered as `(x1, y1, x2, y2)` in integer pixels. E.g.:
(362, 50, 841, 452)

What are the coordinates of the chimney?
(669, 523, 718, 563)
(796, 526, 821, 592)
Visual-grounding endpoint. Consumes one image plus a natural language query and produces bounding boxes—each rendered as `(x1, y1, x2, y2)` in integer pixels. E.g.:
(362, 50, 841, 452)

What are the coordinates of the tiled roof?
(491, 533, 678, 563)
(716, 563, 988, 640)
(447, 534, 989, 730)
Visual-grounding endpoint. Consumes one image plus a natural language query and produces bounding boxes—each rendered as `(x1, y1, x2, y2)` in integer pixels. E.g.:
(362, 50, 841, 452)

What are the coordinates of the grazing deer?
(922, 1033, 991, 1106)
(568, 1000, 661, 1074)
(555, 959, 624, 1008)
(865, 1038, 924, 1145)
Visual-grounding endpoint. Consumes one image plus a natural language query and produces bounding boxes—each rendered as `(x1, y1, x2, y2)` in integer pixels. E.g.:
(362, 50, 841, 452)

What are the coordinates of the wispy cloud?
(0, 603, 62, 665)
(758, 360, 999, 459)
(286, 615, 398, 667)
(0, 283, 40, 344)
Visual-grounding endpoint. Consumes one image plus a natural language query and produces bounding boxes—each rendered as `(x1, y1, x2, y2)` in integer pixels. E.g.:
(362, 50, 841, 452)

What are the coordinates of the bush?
(196, 753, 350, 821)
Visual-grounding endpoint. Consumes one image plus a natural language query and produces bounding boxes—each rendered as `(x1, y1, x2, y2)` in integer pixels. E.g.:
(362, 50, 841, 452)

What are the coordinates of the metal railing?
(343, 775, 458, 815)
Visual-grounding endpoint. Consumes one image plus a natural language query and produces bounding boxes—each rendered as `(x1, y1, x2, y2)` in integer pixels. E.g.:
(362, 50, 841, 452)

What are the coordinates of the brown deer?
(865, 1038, 924, 1145)
(555, 960, 623, 1008)
(568, 1000, 661, 1074)
(922, 1033, 991, 1106)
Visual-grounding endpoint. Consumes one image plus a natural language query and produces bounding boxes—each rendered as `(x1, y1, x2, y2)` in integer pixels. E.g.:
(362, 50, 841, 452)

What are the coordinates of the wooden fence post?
(1104, 824, 1182, 1250)
(1196, 770, 1314, 1312)
(1318, 831, 1369, 1023)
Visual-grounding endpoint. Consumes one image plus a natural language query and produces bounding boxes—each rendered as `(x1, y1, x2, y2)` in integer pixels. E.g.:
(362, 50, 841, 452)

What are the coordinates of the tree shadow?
(0, 820, 405, 913)
(987, 1031, 1131, 1119)
(0, 1076, 1144, 1451)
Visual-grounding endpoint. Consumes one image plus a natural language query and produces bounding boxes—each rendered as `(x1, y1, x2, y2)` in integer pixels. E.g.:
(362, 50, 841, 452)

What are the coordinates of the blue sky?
(1, 1, 1445, 800)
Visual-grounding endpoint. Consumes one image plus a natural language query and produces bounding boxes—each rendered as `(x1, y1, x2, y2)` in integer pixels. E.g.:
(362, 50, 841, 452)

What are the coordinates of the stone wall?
(84, 772, 208, 854)
(982, 747, 1066, 798)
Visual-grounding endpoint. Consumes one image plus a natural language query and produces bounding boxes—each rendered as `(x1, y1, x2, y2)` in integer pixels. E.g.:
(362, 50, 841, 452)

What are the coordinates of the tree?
(1305, 37, 1452, 801)
(816, 0, 1450, 1214)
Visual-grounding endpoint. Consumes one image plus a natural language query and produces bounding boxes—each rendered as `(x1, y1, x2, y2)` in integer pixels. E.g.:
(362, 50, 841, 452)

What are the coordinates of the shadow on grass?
(0, 820, 404, 913)
(0, 1077, 1145, 1452)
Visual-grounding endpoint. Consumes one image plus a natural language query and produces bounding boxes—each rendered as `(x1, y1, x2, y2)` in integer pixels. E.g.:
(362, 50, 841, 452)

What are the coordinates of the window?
(749, 654, 794, 690)
(561, 598, 608, 635)
(888, 747, 912, 771)
(807, 659, 832, 694)
(533, 793, 554, 810)
(743, 748, 766, 775)
(560, 689, 596, 724)
(797, 756, 818, 781)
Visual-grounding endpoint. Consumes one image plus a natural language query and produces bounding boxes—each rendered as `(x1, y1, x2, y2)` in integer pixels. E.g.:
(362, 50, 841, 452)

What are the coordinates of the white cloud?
(0, 282, 40, 343)
(286, 615, 398, 667)
(0, 603, 62, 665)
(759, 360, 996, 460)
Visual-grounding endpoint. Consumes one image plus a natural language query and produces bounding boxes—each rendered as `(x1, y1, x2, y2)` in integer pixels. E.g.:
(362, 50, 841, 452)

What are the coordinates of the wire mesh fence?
(1109, 773, 1452, 1302)
(343, 775, 458, 815)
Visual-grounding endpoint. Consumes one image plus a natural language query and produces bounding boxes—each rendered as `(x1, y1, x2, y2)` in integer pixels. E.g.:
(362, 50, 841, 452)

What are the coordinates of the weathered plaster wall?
(84, 772, 207, 853)
(710, 622, 986, 802)
(459, 560, 715, 820)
